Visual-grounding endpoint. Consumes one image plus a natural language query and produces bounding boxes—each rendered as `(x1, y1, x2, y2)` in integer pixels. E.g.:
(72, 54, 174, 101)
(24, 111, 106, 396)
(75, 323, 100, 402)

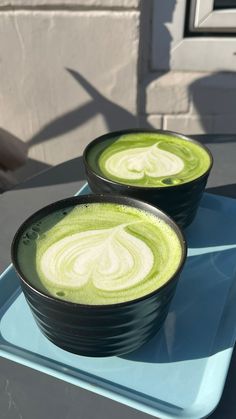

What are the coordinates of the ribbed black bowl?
(11, 195, 187, 357)
(83, 129, 213, 228)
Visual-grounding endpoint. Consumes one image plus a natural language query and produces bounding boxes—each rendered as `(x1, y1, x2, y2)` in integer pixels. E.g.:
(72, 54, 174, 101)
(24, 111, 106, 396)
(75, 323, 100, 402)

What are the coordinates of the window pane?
(214, 0, 236, 9)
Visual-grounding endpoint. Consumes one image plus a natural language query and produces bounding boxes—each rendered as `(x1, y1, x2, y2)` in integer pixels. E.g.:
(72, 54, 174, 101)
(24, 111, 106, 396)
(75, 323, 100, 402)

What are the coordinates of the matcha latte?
(16, 202, 182, 305)
(87, 132, 211, 187)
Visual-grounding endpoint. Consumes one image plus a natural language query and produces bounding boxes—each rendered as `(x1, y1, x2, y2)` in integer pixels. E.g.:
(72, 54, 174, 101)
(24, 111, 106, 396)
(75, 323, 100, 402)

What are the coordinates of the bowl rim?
(83, 128, 213, 190)
(11, 194, 187, 309)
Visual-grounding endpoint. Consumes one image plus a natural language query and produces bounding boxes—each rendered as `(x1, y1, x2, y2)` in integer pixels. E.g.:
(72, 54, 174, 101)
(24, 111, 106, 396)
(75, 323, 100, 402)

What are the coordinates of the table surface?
(0, 134, 236, 419)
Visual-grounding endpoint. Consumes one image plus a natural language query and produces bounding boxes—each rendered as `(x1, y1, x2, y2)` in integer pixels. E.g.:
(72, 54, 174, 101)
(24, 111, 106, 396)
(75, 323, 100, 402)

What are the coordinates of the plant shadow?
(28, 69, 152, 149)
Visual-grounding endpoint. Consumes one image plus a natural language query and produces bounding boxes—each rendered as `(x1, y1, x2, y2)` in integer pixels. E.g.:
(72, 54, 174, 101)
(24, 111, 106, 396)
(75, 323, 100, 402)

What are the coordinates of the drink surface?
(87, 132, 211, 187)
(17, 203, 182, 305)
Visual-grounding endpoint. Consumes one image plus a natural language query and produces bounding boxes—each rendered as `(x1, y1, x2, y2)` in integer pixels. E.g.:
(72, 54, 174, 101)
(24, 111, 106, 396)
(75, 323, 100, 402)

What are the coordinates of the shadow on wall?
(10, 68, 152, 190)
(10, 68, 148, 191)
(189, 71, 236, 136)
(153, 0, 176, 70)
(28, 68, 148, 148)
(189, 72, 236, 198)
(10, 67, 236, 192)
(148, 1, 236, 136)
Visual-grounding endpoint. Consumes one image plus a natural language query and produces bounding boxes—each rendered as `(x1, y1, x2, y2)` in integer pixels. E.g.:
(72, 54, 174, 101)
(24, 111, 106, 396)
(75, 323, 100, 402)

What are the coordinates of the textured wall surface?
(145, 71, 236, 135)
(0, 1, 140, 173)
(1, 0, 235, 181)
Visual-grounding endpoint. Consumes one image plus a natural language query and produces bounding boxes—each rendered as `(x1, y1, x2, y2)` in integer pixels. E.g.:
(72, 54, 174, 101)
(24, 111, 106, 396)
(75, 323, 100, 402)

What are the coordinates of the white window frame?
(152, 0, 236, 72)
(190, 0, 236, 32)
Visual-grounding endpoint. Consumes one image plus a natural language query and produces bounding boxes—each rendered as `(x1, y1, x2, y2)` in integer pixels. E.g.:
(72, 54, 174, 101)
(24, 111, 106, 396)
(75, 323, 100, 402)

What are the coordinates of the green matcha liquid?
(17, 203, 182, 305)
(87, 132, 211, 187)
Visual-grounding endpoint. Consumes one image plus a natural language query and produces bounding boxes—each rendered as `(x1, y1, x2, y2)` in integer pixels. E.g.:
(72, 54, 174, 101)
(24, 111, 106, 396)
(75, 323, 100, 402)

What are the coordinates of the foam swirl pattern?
(88, 132, 211, 187)
(40, 226, 153, 291)
(103, 144, 184, 182)
(17, 203, 182, 305)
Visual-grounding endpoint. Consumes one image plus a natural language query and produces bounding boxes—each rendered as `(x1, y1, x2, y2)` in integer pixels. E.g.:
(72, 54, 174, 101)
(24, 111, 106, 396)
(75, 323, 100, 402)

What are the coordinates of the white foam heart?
(39, 224, 154, 291)
(104, 144, 184, 180)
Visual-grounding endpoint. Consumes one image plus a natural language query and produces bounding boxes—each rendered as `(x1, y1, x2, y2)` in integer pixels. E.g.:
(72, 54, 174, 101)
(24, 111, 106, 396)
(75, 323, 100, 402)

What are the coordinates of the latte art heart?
(92, 132, 211, 187)
(17, 203, 182, 305)
(40, 225, 153, 291)
(104, 144, 184, 180)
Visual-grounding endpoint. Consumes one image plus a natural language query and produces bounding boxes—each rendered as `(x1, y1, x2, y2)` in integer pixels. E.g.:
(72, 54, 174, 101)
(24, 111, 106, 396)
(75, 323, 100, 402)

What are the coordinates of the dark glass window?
(214, 0, 236, 9)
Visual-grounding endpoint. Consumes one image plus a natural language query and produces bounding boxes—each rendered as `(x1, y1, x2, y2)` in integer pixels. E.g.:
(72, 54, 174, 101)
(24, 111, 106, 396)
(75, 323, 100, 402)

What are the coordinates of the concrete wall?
(1, 1, 236, 180)
(0, 0, 140, 178)
(145, 71, 236, 135)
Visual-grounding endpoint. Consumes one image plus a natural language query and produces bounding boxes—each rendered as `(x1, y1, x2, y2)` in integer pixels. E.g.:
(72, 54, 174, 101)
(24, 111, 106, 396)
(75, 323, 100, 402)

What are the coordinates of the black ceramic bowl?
(11, 194, 186, 357)
(83, 129, 213, 228)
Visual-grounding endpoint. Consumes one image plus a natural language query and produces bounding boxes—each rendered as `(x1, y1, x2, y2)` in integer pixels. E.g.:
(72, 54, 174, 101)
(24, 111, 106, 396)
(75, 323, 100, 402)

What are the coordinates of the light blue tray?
(1, 184, 236, 419)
